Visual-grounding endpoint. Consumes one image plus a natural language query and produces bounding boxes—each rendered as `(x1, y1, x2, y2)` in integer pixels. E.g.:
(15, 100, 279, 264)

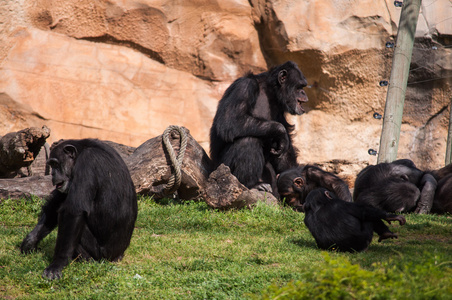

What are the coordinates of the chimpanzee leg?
(221, 137, 265, 189)
(43, 212, 85, 280)
(372, 219, 398, 242)
(74, 225, 101, 261)
(351, 204, 405, 242)
(262, 161, 278, 195)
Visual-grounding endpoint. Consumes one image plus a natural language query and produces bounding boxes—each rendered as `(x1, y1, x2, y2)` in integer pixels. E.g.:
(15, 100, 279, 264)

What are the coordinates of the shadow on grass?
(287, 236, 318, 250)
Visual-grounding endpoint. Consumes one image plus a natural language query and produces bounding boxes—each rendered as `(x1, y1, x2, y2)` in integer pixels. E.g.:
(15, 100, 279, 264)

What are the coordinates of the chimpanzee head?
(47, 142, 78, 193)
(270, 61, 308, 115)
(389, 163, 424, 185)
(276, 167, 310, 209)
(303, 188, 335, 213)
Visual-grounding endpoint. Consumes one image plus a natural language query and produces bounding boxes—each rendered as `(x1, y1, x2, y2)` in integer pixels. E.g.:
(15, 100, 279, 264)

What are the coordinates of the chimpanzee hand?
(43, 264, 63, 280)
(20, 233, 38, 254)
(386, 215, 406, 225)
(270, 130, 289, 156)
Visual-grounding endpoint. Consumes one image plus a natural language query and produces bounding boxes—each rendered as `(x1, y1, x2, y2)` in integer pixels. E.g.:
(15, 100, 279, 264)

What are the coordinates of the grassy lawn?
(0, 196, 451, 299)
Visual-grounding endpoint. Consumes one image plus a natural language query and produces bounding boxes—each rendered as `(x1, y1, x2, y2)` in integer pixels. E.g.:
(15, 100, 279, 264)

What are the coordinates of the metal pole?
(446, 101, 452, 165)
(377, 0, 422, 163)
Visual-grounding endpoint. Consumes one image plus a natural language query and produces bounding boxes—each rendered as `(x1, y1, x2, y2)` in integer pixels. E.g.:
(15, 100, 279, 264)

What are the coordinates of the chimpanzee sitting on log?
(20, 139, 137, 280)
(276, 164, 352, 211)
(353, 159, 437, 214)
(303, 188, 406, 252)
(210, 61, 308, 195)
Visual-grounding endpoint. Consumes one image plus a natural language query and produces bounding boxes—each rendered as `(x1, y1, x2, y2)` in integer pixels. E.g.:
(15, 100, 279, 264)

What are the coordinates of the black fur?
(431, 163, 452, 214)
(432, 174, 452, 214)
(353, 159, 437, 214)
(210, 61, 308, 194)
(303, 188, 406, 252)
(20, 139, 137, 280)
(277, 165, 352, 210)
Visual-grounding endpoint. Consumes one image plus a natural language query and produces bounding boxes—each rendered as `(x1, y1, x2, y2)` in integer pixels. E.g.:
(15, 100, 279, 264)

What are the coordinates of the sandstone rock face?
(1, 0, 451, 177)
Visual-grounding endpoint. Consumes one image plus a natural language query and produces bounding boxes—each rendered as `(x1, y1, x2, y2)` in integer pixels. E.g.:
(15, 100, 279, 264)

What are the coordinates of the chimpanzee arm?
(43, 155, 95, 280)
(42, 211, 85, 280)
(347, 202, 406, 226)
(414, 173, 437, 214)
(20, 190, 65, 253)
(305, 166, 352, 202)
(271, 143, 298, 173)
(213, 77, 289, 150)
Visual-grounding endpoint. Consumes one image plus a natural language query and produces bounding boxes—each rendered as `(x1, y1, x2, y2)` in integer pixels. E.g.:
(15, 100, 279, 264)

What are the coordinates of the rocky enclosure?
(1, 0, 451, 173)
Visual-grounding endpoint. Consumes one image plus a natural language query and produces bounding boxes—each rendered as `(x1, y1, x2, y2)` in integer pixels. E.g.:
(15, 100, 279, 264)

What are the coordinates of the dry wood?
(0, 126, 50, 178)
(125, 127, 213, 201)
(0, 126, 280, 210)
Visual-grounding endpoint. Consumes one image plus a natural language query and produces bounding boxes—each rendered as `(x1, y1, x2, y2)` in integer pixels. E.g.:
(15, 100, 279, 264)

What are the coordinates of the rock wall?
(1, 0, 451, 173)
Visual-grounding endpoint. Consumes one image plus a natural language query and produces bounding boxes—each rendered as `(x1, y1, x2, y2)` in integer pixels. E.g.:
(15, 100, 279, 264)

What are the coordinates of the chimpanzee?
(20, 139, 137, 280)
(431, 163, 452, 214)
(432, 175, 452, 214)
(210, 61, 308, 194)
(303, 188, 406, 252)
(276, 164, 352, 210)
(353, 159, 437, 214)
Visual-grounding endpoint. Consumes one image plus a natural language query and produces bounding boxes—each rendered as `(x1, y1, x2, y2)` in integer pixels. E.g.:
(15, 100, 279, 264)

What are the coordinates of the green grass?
(0, 196, 451, 299)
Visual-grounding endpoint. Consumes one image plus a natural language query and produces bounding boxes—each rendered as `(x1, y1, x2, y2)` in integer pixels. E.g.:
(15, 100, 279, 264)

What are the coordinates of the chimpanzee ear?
(63, 145, 77, 159)
(400, 174, 409, 181)
(293, 177, 304, 188)
(278, 69, 288, 85)
(324, 191, 333, 199)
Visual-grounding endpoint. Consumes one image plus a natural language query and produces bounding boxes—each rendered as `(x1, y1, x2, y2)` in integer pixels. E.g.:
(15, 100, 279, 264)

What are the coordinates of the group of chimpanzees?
(21, 61, 451, 279)
(209, 61, 451, 253)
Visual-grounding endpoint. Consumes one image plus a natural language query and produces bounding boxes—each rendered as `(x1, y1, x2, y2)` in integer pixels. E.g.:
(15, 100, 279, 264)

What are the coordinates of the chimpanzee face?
(277, 170, 306, 208)
(47, 144, 77, 193)
(278, 66, 308, 115)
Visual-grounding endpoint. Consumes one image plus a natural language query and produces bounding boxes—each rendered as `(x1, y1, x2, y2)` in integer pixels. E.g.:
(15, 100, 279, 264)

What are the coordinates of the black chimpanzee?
(210, 61, 308, 194)
(432, 174, 452, 214)
(303, 188, 406, 252)
(20, 139, 137, 280)
(276, 164, 352, 210)
(353, 159, 437, 214)
(431, 163, 452, 214)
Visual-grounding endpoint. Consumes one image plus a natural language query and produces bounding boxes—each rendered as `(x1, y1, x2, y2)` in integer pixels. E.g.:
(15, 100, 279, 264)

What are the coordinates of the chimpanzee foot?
(43, 265, 63, 280)
(378, 231, 398, 242)
(253, 183, 273, 193)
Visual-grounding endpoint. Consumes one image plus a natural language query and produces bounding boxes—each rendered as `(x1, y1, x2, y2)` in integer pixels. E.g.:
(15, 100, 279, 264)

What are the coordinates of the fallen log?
(0, 175, 53, 200)
(125, 126, 213, 201)
(0, 126, 281, 210)
(0, 126, 51, 178)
